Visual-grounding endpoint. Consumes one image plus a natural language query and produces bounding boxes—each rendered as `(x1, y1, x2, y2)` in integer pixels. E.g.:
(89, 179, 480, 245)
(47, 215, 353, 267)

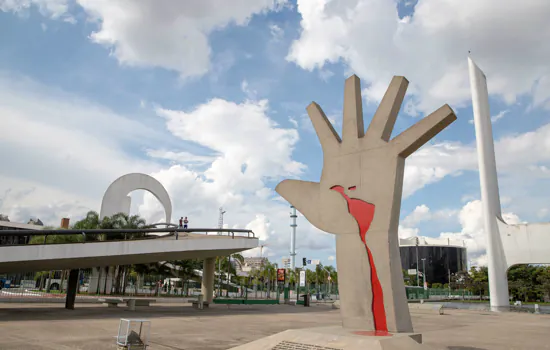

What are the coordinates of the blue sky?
(2, 0, 550, 268)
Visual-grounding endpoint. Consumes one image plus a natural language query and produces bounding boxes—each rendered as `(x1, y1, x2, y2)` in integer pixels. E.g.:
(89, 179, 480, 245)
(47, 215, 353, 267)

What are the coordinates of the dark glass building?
(399, 237, 467, 285)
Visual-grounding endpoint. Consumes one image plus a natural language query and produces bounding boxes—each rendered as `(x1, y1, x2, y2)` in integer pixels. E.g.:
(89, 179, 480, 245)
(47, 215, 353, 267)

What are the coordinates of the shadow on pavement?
(0, 303, 336, 322)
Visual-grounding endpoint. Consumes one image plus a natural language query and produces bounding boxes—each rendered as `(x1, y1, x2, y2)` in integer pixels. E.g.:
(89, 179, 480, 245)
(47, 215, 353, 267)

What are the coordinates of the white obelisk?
(468, 57, 509, 310)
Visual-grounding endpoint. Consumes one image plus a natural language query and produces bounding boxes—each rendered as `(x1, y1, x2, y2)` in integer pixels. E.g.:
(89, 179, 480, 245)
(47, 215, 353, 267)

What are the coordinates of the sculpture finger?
(307, 102, 341, 155)
(342, 75, 365, 149)
(276, 179, 358, 235)
(276, 179, 322, 221)
(389, 104, 457, 158)
(365, 76, 409, 142)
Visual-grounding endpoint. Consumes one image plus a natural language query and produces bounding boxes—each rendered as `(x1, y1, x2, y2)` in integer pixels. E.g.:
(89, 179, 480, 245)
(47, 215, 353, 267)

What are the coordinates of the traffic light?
(302, 257, 307, 266)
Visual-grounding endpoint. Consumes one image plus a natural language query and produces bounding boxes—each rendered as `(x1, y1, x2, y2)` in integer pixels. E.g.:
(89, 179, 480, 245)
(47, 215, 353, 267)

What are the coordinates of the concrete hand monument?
(276, 75, 456, 334)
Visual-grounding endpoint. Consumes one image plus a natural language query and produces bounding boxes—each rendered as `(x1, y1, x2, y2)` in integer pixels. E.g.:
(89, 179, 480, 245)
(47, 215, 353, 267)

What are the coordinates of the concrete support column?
(201, 257, 215, 303)
(65, 269, 79, 310)
(88, 267, 100, 294)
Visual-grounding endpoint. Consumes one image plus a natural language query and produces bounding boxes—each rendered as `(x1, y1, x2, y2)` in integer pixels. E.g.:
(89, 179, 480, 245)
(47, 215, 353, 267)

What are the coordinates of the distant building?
(235, 257, 268, 277)
(27, 218, 44, 226)
(399, 237, 467, 285)
(0, 221, 45, 246)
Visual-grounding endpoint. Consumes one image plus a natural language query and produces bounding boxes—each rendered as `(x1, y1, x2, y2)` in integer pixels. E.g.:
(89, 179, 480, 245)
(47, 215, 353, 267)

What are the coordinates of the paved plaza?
(0, 302, 549, 349)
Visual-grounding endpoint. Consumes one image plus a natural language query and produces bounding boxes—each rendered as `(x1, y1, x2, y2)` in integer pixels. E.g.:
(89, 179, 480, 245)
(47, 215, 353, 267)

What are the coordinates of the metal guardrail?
(0, 228, 255, 246)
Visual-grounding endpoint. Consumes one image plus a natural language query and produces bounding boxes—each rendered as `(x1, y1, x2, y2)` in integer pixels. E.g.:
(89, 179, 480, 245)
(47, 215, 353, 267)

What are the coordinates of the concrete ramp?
(0, 234, 258, 273)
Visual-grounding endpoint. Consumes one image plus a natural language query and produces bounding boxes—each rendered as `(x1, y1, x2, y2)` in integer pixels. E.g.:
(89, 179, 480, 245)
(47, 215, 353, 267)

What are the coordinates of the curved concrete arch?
(99, 173, 172, 225)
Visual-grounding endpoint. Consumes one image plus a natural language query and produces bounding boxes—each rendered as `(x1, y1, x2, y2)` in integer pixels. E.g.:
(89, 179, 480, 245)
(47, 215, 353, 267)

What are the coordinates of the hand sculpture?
(276, 75, 456, 333)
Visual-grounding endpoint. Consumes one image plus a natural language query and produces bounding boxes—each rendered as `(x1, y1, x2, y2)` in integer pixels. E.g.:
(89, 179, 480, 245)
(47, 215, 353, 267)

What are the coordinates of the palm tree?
(71, 211, 147, 294)
(102, 213, 147, 293)
(169, 260, 202, 296)
(72, 211, 103, 241)
(231, 253, 245, 274)
(262, 262, 277, 297)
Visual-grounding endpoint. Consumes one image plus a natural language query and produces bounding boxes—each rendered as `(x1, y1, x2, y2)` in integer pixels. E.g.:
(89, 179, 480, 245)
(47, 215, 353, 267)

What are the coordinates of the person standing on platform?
(183, 216, 189, 229)
(179, 217, 183, 228)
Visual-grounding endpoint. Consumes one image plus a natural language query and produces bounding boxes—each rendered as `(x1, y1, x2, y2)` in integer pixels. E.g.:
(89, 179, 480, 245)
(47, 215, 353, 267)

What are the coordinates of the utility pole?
(218, 207, 226, 296)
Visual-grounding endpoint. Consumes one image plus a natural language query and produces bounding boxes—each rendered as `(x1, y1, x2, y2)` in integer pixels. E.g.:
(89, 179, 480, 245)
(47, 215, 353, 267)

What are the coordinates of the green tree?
(168, 260, 202, 296)
(71, 211, 147, 294)
(508, 264, 541, 302)
(536, 266, 550, 302)
(469, 266, 489, 299)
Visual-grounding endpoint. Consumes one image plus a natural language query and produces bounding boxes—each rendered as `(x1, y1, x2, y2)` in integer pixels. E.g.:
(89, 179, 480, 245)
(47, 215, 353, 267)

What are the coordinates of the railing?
(0, 228, 256, 246)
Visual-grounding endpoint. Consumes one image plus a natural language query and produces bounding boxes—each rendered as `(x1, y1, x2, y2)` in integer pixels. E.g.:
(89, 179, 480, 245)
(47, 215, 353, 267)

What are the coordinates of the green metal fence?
(405, 286, 473, 300)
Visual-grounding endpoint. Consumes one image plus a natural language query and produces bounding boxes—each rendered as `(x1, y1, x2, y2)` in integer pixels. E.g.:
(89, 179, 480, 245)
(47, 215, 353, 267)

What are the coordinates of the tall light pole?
(290, 206, 297, 270)
(322, 266, 332, 296)
(218, 208, 226, 296)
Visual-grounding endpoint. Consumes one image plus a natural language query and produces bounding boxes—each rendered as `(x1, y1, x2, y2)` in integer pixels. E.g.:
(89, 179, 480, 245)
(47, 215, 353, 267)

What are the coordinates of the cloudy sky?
(1, 0, 550, 268)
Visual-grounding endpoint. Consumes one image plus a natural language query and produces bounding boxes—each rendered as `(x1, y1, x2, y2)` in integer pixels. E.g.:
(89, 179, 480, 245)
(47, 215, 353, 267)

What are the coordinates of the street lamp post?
(322, 266, 332, 297)
(260, 245, 265, 298)
(218, 208, 226, 297)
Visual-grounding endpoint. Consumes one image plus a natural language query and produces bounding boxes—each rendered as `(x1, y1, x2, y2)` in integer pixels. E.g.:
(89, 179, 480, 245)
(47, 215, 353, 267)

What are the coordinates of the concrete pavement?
(0, 303, 549, 349)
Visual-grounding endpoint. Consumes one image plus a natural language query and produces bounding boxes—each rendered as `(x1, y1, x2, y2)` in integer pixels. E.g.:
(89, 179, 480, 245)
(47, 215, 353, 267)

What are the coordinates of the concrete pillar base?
(229, 326, 424, 349)
(201, 257, 215, 304)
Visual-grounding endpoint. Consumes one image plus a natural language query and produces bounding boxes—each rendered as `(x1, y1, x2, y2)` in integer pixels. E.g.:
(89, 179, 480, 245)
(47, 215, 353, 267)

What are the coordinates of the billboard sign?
(277, 268, 286, 282)
(282, 257, 291, 268)
(299, 270, 306, 287)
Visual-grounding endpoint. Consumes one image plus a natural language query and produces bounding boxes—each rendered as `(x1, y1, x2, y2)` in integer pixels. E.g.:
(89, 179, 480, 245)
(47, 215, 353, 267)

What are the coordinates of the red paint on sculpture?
(352, 330, 392, 337)
(331, 185, 388, 333)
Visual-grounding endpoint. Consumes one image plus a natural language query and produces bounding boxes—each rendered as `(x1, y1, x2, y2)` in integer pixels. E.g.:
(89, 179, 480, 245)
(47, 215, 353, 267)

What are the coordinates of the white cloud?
(241, 80, 258, 100)
(288, 0, 550, 114)
(468, 110, 509, 124)
(403, 142, 477, 198)
(318, 69, 334, 82)
(0, 0, 74, 21)
(0, 72, 169, 224)
(398, 224, 419, 239)
(288, 116, 299, 128)
(146, 149, 216, 166)
(2, 0, 288, 78)
(135, 98, 338, 257)
(402, 204, 431, 227)
(75, 0, 287, 78)
(537, 208, 549, 219)
(156, 98, 305, 194)
(269, 23, 284, 41)
(0, 72, 162, 199)
(402, 114, 550, 197)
